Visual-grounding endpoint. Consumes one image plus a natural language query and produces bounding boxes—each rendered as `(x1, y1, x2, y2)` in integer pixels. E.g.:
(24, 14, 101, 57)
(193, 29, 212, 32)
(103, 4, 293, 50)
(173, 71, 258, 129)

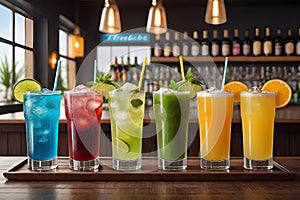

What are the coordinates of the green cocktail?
(153, 89, 190, 170)
(108, 83, 145, 170)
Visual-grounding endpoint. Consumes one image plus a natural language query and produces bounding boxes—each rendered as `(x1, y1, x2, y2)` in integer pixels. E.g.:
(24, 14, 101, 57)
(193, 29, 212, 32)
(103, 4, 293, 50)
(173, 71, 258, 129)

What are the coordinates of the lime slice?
(12, 79, 42, 102)
(192, 83, 203, 94)
(177, 81, 203, 98)
(91, 82, 116, 99)
(112, 138, 130, 153)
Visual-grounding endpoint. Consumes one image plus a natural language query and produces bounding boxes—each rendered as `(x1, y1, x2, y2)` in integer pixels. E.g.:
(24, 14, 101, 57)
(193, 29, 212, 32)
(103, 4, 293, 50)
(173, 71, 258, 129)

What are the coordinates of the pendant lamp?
(146, 0, 168, 34)
(205, 0, 227, 25)
(71, 25, 84, 57)
(99, 0, 122, 34)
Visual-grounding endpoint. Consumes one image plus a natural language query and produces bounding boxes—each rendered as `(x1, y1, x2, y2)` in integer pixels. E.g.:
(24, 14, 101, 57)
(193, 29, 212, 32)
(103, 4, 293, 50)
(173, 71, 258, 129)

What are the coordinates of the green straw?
(221, 57, 229, 91)
(53, 60, 62, 92)
(179, 56, 185, 80)
(138, 57, 147, 91)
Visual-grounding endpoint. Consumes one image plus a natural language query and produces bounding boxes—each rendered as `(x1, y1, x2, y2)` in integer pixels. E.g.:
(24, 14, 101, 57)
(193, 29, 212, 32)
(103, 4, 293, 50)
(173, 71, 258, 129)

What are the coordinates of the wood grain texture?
(0, 157, 300, 199)
(2, 157, 296, 181)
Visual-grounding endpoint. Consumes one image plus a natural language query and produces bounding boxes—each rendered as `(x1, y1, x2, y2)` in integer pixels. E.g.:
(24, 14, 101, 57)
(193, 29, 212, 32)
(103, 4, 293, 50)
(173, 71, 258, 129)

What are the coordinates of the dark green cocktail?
(153, 89, 190, 170)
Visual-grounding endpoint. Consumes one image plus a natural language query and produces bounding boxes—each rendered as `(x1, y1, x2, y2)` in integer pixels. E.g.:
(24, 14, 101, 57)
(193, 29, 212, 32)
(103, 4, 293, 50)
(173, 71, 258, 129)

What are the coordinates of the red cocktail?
(64, 85, 103, 171)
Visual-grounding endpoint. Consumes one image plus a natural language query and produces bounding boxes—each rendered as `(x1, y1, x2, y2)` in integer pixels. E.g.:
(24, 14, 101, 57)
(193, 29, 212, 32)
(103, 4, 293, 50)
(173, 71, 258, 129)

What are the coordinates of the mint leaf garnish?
(87, 72, 118, 88)
(131, 99, 143, 108)
(169, 80, 178, 90)
(185, 71, 203, 85)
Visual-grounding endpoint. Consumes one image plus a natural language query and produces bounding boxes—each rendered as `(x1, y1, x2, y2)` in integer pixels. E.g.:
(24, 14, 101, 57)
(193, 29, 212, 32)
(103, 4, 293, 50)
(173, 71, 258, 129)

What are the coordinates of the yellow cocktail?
(240, 90, 276, 170)
(197, 90, 234, 170)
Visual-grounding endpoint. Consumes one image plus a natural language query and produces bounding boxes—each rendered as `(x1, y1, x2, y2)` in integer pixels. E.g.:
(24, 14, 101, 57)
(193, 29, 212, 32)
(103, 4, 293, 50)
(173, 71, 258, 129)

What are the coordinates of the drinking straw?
(221, 57, 229, 91)
(179, 56, 185, 80)
(138, 57, 147, 91)
(93, 59, 98, 83)
(53, 60, 62, 92)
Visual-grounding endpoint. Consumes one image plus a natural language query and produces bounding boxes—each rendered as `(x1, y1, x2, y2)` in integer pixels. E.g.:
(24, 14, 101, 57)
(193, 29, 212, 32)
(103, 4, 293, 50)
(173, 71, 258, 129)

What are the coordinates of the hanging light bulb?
(49, 51, 58, 69)
(99, 0, 121, 34)
(205, 0, 227, 25)
(146, 0, 168, 34)
(71, 25, 84, 57)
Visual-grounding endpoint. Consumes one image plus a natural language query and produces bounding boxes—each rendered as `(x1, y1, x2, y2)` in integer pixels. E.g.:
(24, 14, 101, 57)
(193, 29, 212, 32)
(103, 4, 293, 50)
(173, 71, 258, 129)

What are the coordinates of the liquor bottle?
(295, 28, 300, 55)
(131, 56, 139, 84)
(285, 29, 295, 56)
(252, 28, 262, 56)
(263, 27, 273, 56)
(242, 29, 251, 56)
(172, 32, 181, 57)
(113, 57, 120, 82)
(211, 30, 220, 56)
(126, 56, 132, 82)
(153, 34, 163, 57)
(274, 29, 284, 56)
(221, 29, 230, 56)
(182, 31, 190, 57)
(201, 29, 210, 56)
(298, 82, 300, 105)
(191, 30, 201, 57)
(291, 81, 299, 105)
(232, 29, 241, 56)
(120, 56, 126, 82)
(109, 60, 116, 81)
(163, 32, 172, 57)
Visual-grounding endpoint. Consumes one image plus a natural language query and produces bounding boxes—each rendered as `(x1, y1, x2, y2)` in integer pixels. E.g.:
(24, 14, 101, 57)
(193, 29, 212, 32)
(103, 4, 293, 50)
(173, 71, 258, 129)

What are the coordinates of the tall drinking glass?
(153, 89, 190, 171)
(64, 85, 103, 171)
(24, 91, 61, 171)
(108, 91, 145, 171)
(197, 90, 234, 170)
(240, 90, 276, 170)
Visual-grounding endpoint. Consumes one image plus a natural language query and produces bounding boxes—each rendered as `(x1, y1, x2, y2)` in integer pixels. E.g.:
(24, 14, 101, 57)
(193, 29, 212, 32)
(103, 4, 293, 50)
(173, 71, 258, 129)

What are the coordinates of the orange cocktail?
(197, 90, 234, 170)
(240, 90, 276, 170)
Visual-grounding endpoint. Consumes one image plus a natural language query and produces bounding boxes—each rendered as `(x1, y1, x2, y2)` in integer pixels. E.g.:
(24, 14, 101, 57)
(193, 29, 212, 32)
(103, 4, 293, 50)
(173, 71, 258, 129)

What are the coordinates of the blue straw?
(94, 59, 98, 82)
(221, 57, 229, 91)
(53, 60, 62, 92)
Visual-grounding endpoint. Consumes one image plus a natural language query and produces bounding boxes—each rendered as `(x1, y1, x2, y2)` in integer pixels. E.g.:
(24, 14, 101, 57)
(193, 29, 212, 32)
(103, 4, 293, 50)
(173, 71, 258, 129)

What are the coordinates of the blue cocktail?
(24, 90, 61, 171)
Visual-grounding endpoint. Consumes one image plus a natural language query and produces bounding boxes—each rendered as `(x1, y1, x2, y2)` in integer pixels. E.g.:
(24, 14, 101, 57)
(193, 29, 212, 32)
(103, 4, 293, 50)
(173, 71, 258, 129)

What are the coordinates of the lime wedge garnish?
(91, 82, 116, 99)
(12, 79, 42, 102)
(177, 81, 203, 98)
(113, 138, 130, 153)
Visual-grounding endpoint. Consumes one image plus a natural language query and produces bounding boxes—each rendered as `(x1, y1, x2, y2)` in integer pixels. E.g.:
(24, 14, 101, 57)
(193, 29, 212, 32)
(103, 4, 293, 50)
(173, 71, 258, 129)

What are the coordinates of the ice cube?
(33, 121, 42, 129)
(38, 129, 50, 143)
(158, 87, 176, 93)
(73, 84, 92, 92)
(86, 99, 102, 112)
(119, 82, 138, 92)
(42, 88, 52, 94)
(110, 100, 119, 109)
(31, 106, 47, 119)
(114, 111, 128, 121)
(45, 99, 58, 109)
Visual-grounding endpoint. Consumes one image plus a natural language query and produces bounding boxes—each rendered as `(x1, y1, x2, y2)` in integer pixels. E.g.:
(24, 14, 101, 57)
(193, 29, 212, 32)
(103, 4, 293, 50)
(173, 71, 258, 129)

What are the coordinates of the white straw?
(53, 60, 62, 92)
(221, 57, 228, 91)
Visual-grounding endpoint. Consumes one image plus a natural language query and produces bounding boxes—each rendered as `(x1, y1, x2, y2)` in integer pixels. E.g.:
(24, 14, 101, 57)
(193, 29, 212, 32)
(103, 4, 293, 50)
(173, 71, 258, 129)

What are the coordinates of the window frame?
(0, 1, 34, 102)
(59, 22, 77, 90)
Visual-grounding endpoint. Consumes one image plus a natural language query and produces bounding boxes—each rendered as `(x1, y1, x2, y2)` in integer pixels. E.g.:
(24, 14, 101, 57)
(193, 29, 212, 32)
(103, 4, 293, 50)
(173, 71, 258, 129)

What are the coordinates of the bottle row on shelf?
(152, 28, 300, 58)
(109, 57, 300, 106)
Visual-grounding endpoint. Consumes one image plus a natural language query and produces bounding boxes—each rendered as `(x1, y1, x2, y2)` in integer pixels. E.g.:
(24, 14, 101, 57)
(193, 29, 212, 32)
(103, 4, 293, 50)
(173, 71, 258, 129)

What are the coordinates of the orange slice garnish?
(223, 81, 248, 102)
(261, 79, 292, 108)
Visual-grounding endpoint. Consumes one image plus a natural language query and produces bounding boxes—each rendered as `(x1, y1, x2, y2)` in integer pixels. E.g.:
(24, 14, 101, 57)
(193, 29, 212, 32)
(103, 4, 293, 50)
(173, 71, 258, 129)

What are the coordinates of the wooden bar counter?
(0, 156, 299, 199)
(0, 105, 300, 157)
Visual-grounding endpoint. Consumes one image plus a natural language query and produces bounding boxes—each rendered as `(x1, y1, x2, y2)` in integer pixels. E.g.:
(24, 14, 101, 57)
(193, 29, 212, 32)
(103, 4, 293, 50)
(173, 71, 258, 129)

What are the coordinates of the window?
(0, 2, 33, 102)
(59, 28, 76, 90)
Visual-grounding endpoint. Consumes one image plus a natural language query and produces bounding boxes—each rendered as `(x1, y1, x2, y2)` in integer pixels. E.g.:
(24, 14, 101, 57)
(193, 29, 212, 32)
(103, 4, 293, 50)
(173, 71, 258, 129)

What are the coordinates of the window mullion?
(12, 9, 16, 84)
